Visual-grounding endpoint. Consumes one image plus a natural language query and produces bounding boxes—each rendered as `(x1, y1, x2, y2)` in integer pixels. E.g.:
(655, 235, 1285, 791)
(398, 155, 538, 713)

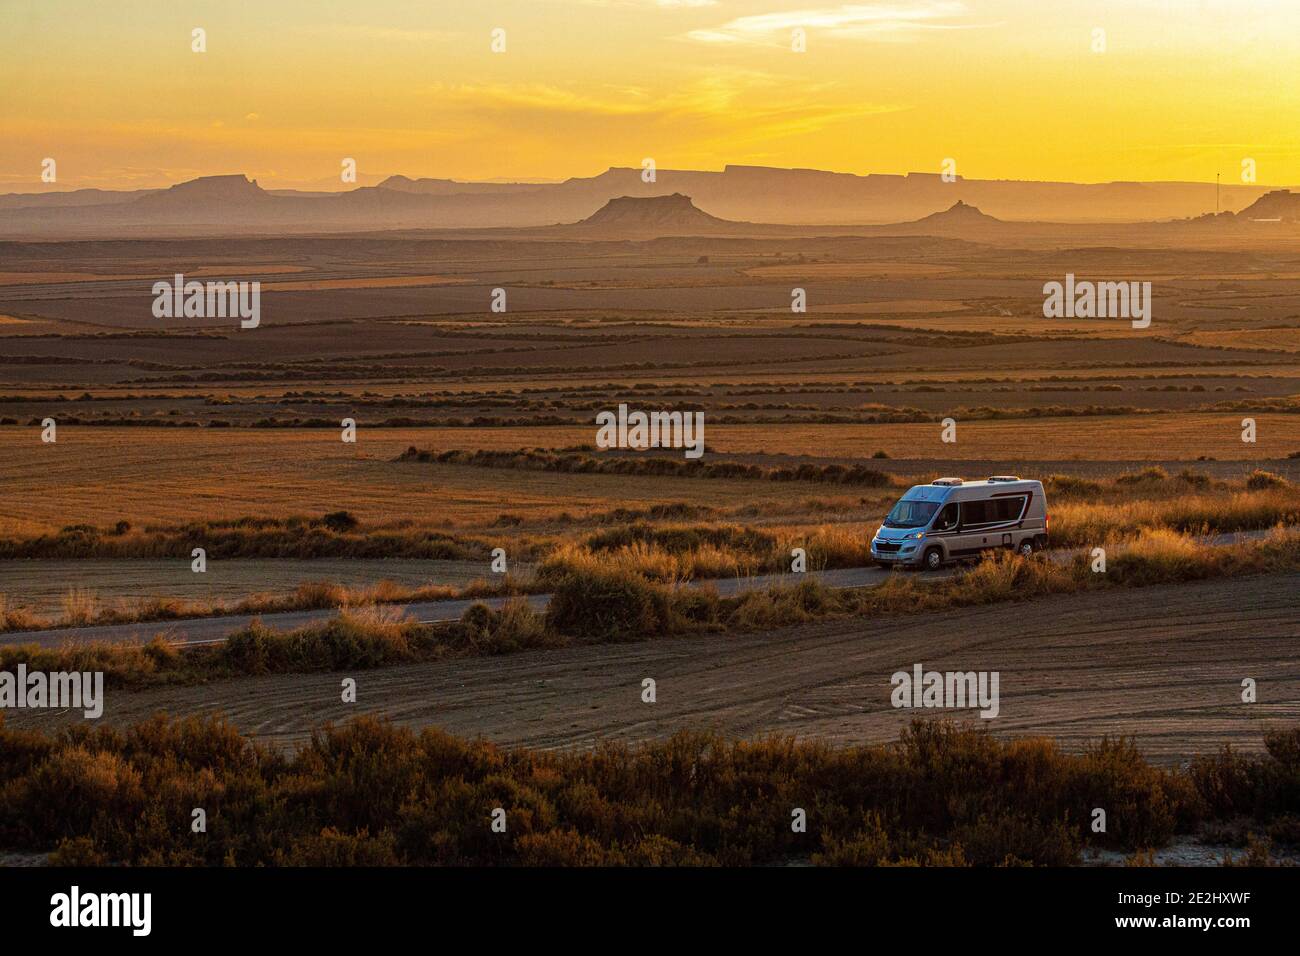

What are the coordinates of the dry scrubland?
(1, 715, 1296, 866)
(0, 232, 1296, 634)
(0, 461, 1297, 631)
(1, 228, 1299, 866)
(4, 527, 1299, 686)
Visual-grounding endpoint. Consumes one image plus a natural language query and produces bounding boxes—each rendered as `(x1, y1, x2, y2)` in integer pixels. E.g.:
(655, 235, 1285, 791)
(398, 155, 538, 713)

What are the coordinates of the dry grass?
(0, 594, 40, 632)
(0, 574, 522, 635)
(3, 528, 1298, 689)
(58, 588, 99, 626)
(1051, 490, 1300, 547)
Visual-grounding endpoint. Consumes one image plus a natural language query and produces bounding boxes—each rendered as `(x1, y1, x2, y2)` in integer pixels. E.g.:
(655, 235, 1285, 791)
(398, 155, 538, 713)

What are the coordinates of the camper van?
(870, 476, 1048, 571)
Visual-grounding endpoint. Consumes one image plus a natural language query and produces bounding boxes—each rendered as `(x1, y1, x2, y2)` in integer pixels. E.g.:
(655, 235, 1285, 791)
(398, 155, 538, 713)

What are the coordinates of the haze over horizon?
(6, 163, 1297, 196)
(3, 0, 1299, 191)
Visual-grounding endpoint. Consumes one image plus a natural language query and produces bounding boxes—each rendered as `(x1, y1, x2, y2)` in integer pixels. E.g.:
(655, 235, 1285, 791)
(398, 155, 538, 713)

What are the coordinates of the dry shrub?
(725, 579, 835, 630)
(1246, 469, 1288, 491)
(275, 828, 401, 866)
(2, 715, 1296, 866)
(0, 594, 41, 633)
(454, 598, 561, 655)
(543, 565, 682, 640)
(222, 606, 420, 675)
(1106, 528, 1207, 584)
(1116, 466, 1170, 484)
(1043, 474, 1105, 498)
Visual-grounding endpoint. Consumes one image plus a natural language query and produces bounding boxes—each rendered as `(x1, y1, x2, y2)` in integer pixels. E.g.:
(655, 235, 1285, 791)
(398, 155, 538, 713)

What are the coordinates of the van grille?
(875, 541, 901, 553)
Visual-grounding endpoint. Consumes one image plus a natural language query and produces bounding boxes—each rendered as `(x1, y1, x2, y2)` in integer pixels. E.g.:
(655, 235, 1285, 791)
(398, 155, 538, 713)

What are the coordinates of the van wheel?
(923, 547, 944, 571)
(1017, 540, 1035, 557)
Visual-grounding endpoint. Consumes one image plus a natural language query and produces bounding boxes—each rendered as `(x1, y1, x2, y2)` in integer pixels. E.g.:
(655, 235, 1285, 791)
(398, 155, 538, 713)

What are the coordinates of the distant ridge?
(3, 166, 1299, 237)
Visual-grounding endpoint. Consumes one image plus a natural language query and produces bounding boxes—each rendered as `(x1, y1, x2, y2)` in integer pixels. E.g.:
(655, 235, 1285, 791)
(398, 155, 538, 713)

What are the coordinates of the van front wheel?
(923, 547, 944, 571)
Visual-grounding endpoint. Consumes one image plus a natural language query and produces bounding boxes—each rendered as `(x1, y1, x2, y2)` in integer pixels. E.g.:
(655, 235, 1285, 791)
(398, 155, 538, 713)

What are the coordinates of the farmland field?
(1, 223, 1299, 872)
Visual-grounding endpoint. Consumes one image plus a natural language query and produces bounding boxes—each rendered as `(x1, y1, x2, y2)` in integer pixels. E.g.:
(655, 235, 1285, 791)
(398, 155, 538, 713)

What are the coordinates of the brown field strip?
(1, 418, 1296, 534)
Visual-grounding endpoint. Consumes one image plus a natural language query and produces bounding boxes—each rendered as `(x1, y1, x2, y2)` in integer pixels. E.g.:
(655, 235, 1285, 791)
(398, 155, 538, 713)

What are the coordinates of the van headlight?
(909, 531, 925, 539)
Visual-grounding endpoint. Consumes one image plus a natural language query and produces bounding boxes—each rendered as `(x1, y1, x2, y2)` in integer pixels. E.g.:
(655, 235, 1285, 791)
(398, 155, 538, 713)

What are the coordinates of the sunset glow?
(2, 0, 1298, 190)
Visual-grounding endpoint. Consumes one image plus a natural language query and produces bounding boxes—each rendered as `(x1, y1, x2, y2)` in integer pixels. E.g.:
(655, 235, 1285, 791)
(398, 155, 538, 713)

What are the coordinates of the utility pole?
(1216, 173, 1221, 215)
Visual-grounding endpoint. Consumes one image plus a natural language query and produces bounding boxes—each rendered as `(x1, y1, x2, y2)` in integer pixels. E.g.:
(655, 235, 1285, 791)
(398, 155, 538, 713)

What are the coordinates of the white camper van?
(870, 476, 1049, 571)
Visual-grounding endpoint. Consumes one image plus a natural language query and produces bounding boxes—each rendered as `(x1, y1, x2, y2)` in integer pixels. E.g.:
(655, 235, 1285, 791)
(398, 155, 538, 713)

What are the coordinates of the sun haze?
(2, 0, 1298, 189)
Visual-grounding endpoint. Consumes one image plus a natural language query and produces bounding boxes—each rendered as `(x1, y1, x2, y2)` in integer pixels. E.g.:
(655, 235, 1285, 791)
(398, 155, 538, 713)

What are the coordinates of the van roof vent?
(932, 477, 964, 486)
(987, 475, 1021, 482)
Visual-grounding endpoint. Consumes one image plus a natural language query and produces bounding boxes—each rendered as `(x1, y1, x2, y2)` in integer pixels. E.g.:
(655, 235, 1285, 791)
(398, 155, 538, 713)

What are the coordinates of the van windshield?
(883, 498, 939, 529)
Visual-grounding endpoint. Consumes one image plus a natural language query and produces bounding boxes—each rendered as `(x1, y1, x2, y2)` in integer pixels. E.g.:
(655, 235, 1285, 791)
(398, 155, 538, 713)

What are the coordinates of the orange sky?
(2, 0, 1298, 190)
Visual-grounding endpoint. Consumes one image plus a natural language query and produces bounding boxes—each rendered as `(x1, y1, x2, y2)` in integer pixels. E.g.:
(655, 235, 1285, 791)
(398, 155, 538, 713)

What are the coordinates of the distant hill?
(1234, 190, 1300, 221)
(904, 200, 1003, 230)
(0, 187, 161, 210)
(574, 193, 738, 233)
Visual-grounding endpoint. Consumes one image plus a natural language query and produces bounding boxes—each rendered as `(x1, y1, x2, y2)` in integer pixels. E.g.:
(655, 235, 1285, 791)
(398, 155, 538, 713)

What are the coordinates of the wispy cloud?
(565, 0, 717, 7)
(424, 71, 905, 148)
(686, 1, 969, 45)
(305, 24, 461, 44)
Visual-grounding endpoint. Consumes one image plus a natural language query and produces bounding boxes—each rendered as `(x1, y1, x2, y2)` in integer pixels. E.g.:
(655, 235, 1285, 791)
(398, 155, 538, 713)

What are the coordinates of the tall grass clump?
(221, 606, 426, 674)
(542, 564, 688, 641)
(452, 598, 561, 655)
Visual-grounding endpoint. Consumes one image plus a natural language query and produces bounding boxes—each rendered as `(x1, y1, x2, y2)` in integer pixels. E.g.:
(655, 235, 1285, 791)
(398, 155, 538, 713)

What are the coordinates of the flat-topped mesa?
(132, 174, 269, 207)
(577, 193, 733, 229)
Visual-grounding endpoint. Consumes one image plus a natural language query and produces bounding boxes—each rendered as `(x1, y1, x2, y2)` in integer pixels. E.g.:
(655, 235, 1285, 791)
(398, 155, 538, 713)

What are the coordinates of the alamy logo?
(0, 666, 103, 718)
(151, 273, 260, 328)
(595, 403, 705, 459)
(1042, 273, 1151, 328)
(891, 663, 1000, 718)
(50, 886, 151, 936)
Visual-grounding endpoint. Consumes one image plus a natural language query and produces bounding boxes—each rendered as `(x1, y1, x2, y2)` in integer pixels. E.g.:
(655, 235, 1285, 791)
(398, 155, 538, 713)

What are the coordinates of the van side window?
(993, 496, 1028, 521)
(961, 496, 1027, 527)
(934, 503, 958, 530)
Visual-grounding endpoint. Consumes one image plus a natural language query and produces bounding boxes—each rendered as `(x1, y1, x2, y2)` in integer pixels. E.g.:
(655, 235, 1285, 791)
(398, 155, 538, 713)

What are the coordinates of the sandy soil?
(9, 573, 1296, 765)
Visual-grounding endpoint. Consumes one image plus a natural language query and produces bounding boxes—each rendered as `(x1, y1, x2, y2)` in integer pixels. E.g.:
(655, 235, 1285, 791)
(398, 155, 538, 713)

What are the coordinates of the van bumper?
(870, 538, 922, 565)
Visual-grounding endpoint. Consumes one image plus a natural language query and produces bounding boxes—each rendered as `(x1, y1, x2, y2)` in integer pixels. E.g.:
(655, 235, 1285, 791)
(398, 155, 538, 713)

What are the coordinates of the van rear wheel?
(923, 547, 944, 571)
(1017, 540, 1035, 557)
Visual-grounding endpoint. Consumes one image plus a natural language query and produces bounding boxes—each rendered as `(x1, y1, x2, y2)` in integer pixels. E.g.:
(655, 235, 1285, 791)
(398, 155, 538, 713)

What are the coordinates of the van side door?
(928, 502, 958, 556)
(953, 498, 989, 556)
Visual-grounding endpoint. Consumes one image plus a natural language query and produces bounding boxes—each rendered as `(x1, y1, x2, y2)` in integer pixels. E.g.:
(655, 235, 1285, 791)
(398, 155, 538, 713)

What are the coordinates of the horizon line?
(1, 164, 1294, 196)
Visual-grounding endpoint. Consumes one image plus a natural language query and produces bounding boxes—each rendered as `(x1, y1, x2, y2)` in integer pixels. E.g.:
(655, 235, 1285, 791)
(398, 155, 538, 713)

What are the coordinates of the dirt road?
(0, 565, 924, 647)
(8, 573, 1297, 765)
(0, 531, 1271, 648)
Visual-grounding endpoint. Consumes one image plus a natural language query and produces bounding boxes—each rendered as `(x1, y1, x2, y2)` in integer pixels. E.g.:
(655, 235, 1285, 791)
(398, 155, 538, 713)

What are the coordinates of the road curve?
(7, 572, 1298, 765)
(0, 529, 1274, 649)
(0, 565, 909, 649)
